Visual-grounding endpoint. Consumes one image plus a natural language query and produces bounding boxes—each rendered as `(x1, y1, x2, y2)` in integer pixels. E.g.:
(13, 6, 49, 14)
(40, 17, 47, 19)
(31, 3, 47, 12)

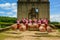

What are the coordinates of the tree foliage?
(0, 16, 17, 23)
(50, 22, 59, 24)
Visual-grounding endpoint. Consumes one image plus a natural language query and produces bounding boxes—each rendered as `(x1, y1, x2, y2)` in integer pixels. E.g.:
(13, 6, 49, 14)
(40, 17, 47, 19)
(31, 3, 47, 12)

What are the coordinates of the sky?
(0, 0, 60, 22)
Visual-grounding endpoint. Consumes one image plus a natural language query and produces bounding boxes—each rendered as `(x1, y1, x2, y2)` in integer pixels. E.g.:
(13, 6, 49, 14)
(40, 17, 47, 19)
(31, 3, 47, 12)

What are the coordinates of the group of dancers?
(12, 18, 52, 32)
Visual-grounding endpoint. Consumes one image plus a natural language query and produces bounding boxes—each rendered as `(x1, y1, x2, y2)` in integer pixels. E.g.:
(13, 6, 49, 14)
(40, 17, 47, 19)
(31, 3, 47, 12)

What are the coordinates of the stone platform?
(4, 30, 48, 37)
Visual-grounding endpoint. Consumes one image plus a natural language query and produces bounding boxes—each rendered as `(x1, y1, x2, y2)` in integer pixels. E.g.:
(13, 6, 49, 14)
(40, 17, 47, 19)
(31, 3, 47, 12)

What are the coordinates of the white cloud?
(0, 3, 11, 9)
(12, 9, 17, 13)
(12, 14, 17, 17)
(11, 3, 17, 13)
(0, 3, 17, 17)
(8, 13, 17, 17)
(6, 12, 13, 15)
(12, 3, 17, 6)
(11, 3, 17, 9)
(50, 14, 60, 22)
(0, 3, 17, 10)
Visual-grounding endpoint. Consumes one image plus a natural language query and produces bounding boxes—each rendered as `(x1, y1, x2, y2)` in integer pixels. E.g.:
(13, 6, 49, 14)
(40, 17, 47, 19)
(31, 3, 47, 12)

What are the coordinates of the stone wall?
(17, 1, 50, 20)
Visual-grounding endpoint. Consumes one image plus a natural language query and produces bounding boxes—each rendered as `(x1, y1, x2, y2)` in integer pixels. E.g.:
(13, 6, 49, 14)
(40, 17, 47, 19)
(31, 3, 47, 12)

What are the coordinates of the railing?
(0, 23, 13, 32)
(0, 26, 11, 32)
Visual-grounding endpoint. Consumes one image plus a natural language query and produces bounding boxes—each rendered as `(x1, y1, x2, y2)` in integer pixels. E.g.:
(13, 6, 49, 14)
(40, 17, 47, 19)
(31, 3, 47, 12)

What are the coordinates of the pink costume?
(29, 19, 32, 23)
(47, 26, 52, 32)
(33, 19, 38, 27)
(22, 18, 26, 24)
(25, 18, 28, 25)
(25, 19, 28, 29)
(17, 20, 20, 29)
(28, 19, 32, 27)
(43, 19, 48, 24)
(38, 19, 41, 27)
(41, 19, 44, 24)
(20, 23, 26, 31)
(43, 19, 48, 29)
(17, 20, 20, 24)
(25, 19, 28, 25)
(39, 26, 46, 32)
(34, 19, 37, 23)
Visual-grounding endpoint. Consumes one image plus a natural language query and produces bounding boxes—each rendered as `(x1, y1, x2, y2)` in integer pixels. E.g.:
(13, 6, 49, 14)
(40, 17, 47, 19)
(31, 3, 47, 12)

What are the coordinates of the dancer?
(19, 21, 26, 31)
(33, 18, 38, 28)
(37, 18, 42, 28)
(47, 25, 52, 32)
(25, 18, 29, 30)
(17, 19, 20, 29)
(11, 24, 17, 30)
(43, 18, 49, 29)
(39, 24, 46, 32)
(11, 19, 20, 30)
(21, 18, 26, 25)
(28, 19, 32, 28)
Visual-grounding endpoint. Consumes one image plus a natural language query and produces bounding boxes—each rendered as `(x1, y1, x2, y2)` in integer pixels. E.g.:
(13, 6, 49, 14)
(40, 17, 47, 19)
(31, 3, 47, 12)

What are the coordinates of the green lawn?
(0, 33, 7, 40)
(0, 22, 14, 28)
(58, 29, 60, 32)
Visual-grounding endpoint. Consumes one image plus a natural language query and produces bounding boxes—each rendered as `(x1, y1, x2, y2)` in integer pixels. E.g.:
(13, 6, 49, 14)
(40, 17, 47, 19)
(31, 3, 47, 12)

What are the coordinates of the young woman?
(21, 18, 26, 25)
(11, 24, 17, 30)
(43, 18, 49, 29)
(28, 19, 32, 28)
(41, 18, 44, 24)
(47, 25, 52, 32)
(19, 21, 26, 31)
(39, 24, 46, 32)
(37, 18, 42, 28)
(33, 18, 38, 28)
(25, 18, 29, 30)
(17, 19, 20, 29)
(11, 19, 20, 30)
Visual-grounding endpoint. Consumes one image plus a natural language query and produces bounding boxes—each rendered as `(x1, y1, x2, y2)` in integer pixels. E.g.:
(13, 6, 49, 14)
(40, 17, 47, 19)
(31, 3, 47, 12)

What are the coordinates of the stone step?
(34, 32, 48, 36)
(28, 27, 39, 31)
(5, 30, 22, 34)
(35, 32, 48, 34)
(4, 30, 49, 37)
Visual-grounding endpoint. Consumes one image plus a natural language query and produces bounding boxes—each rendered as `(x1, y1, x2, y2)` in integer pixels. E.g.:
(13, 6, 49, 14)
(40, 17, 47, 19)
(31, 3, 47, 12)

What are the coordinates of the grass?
(0, 32, 18, 40)
(0, 33, 7, 40)
(58, 29, 60, 32)
(0, 22, 14, 28)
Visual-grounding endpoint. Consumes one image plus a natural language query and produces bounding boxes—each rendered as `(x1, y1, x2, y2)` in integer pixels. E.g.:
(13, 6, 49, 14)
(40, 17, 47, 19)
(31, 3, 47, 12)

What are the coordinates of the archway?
(28, 8, 39, 19)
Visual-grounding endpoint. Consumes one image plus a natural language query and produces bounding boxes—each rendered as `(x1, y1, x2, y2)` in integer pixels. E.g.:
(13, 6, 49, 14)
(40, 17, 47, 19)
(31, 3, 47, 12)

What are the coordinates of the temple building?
(17, 0, 50, 20)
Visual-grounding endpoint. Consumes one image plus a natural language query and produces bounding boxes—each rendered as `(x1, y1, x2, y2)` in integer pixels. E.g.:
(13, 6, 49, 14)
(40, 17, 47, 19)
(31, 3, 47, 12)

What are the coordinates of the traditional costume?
(17, 20, 20, 29)
(33, 19, 38, 28)
(47, 26, 52, 32)
(43, 18, 48, 29)
(21, 18, 26, 25)
(38, 19, 41, 28)
(39, 24, 46, 32)
(28, 19, 32, 27)
(25, 18, 29, 30)
(19, 23, 26, 31)
(11, 24, 17, 30)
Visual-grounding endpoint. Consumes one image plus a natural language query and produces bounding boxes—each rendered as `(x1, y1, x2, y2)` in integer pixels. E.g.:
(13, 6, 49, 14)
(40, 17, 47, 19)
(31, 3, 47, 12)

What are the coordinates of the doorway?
(28, 8, 39, 19)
